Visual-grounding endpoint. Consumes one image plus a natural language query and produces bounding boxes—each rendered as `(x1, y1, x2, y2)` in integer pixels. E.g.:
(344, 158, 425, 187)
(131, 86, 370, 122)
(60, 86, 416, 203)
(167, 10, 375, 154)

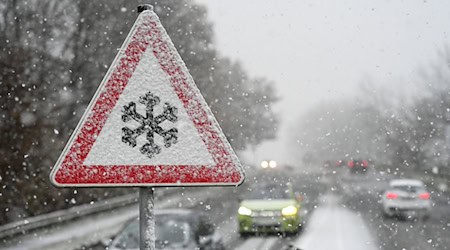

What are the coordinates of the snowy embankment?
(291, 193, 377, 250)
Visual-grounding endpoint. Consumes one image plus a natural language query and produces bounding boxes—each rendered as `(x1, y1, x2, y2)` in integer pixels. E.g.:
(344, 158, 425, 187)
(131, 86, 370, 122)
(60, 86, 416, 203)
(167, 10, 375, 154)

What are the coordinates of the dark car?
(109, 209, 224, 250)
(348, 159, 369, 174)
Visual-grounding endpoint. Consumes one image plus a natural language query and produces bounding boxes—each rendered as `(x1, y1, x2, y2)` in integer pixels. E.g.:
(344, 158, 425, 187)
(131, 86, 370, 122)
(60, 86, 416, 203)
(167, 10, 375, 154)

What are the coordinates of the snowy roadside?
(0, 188, 223, 250)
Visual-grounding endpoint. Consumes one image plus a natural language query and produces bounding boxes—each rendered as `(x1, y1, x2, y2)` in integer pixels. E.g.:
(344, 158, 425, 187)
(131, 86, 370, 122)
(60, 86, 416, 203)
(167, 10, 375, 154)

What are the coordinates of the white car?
(381, 179, 431, 220)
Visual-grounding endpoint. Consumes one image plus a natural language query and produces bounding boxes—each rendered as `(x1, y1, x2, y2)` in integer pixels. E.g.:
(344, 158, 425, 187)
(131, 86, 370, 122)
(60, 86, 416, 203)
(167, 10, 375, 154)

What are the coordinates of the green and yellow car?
(237, 183, 302, 236)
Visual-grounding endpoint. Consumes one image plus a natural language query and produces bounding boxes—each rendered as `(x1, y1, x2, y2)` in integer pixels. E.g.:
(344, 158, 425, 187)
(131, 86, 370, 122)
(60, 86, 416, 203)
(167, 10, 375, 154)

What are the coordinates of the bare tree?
(0, 0, 279, 224)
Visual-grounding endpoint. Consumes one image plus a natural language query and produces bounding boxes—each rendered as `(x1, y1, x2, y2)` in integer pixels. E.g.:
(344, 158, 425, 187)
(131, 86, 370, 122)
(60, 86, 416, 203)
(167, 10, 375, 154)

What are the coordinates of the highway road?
(2, 167, 449, 250)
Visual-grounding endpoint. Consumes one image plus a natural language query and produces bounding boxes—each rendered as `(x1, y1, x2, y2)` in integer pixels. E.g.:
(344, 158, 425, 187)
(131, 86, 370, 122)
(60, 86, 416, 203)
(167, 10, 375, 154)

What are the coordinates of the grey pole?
(137, 5, 155, 250)
(139, 187, 155, 250)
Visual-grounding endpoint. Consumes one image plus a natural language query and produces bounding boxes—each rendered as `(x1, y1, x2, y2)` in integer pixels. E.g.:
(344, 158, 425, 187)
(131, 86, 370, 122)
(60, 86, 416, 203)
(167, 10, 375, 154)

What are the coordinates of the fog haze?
(197, 0, 450, 165)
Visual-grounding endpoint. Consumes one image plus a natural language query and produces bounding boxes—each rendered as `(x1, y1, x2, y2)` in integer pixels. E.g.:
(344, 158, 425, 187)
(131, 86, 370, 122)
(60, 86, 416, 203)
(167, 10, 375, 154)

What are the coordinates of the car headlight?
(281, 205, 298, 216)
(238, 206, 252, 216)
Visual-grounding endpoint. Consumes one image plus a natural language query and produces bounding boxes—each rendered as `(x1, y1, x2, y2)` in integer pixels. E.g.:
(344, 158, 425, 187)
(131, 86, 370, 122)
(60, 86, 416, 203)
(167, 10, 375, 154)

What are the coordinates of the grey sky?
(196, 0, 450, 166)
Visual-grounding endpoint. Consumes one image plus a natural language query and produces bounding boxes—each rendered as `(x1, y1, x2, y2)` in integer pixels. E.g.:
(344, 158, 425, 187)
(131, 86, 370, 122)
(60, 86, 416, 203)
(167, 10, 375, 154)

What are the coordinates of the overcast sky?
(196, 0, 450, 166)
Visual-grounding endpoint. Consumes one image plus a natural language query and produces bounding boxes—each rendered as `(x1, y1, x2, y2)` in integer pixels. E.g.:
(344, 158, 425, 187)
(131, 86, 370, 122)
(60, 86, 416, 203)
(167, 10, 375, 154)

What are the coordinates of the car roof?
(389, 179, 424, 187)
(155, 208, 197, 216)
(127, 209, 203, 225)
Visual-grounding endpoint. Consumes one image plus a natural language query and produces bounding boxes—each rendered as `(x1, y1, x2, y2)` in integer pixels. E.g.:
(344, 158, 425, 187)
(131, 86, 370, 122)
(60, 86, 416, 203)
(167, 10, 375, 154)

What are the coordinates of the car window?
(391, 185, 425, 193)
(111, 216, 192, 250)
(155, 219, 191, 248)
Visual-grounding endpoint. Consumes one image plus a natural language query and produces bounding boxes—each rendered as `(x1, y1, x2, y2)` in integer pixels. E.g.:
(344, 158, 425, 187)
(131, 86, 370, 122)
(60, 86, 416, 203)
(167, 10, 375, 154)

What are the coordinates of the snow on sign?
(50, 9, 244, 187)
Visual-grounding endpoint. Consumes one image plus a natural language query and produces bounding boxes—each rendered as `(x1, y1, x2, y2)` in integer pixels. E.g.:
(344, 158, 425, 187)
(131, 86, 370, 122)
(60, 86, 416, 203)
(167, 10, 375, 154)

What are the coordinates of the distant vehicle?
(381, 179, 431, 220)
(237, 183, 302, 236)
(108, 209, 224, 250)
(335, 159, 346, 167)
(348, 159, 369, 174)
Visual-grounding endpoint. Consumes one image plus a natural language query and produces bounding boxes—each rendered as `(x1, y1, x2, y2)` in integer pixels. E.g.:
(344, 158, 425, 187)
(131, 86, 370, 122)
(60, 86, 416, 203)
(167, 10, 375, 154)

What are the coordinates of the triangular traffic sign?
(50, 9, 244, 187)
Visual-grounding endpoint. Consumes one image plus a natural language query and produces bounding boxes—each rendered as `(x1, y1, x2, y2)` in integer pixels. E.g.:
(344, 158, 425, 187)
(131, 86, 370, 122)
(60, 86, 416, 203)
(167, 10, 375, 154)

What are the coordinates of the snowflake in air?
(121, 91, 178, 159)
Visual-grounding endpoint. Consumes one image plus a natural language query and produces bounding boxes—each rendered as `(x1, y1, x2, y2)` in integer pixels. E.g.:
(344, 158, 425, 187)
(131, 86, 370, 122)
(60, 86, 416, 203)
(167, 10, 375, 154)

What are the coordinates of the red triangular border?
(50, 11, 244, 187)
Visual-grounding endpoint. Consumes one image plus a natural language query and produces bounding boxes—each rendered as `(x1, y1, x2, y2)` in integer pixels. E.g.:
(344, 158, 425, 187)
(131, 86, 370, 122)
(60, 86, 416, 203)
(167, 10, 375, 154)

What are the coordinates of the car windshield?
(111, 216, 191, 250)
(246, 186, 292, 200)
(391, 185, 425, 193)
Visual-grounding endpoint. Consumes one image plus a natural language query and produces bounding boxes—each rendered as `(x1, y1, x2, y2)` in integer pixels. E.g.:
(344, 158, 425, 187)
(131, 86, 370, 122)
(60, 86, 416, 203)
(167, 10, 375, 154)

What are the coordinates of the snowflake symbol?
(121, 91, 178, 159)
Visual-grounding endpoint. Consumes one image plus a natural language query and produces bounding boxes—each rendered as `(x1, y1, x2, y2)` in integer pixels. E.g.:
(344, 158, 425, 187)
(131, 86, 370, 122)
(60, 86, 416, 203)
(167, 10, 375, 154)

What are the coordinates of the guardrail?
(0, 185, 220, 240)
(0, 165, 256, 241)
(0, 192, 139, 240)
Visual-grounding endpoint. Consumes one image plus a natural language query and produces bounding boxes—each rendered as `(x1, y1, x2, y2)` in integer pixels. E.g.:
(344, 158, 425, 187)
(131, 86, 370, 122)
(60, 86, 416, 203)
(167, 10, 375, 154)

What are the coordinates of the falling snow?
(2, 1, 450, 250)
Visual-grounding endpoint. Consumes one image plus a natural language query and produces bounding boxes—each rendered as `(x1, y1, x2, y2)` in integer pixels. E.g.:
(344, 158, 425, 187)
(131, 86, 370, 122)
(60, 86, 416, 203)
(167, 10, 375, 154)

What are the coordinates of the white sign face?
(50, 9, 244, 187)
(84, 47, 214, 166)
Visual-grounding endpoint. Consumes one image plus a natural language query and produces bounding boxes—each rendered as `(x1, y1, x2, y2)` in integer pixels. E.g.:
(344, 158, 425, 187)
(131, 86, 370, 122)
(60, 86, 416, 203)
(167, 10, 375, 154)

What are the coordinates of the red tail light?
(386, 192, 398, 199)
(419, 192, 430, 200)
(348, 161, 354, 168)
(362, 160, 368, 167)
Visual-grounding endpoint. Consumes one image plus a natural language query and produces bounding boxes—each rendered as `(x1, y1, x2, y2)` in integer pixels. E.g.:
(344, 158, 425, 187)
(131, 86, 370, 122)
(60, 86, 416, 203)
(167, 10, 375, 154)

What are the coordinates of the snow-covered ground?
(234, 237, 279, 250)
(292, 193, 377, 250)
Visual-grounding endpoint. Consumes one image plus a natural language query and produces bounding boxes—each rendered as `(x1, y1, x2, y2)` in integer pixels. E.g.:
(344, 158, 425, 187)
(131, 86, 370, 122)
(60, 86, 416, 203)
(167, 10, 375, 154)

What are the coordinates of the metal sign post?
(139, 187, 155, 250)
(137, 5, 155, 250)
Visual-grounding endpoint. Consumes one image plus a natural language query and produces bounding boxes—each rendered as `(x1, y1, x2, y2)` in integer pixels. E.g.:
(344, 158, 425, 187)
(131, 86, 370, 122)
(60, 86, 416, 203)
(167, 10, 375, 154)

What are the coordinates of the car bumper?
(383, 200, 431, 216)
(238, 215, 300, 233)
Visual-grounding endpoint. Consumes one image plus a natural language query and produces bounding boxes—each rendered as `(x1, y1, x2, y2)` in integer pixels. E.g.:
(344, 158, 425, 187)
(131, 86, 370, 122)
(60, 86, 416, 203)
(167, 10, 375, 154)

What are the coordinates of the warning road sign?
(50, 9, 244, 187)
